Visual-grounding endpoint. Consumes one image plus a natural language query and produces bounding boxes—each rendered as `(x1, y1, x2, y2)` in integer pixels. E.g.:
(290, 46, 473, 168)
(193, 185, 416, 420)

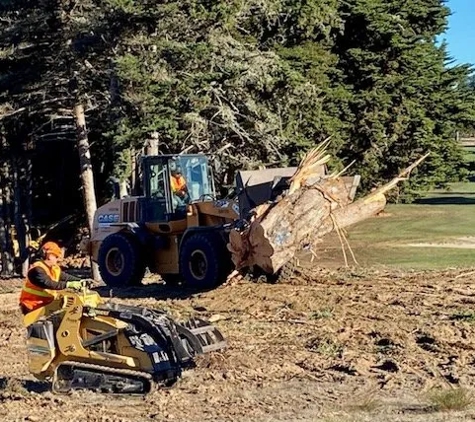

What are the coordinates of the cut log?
(227, 143, 428, 275)
(309, 192, 387, 247)
(228, 176, 354, 272)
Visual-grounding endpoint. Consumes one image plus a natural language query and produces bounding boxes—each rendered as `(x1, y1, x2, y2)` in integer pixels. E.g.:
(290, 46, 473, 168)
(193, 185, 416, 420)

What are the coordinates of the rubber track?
(52, 361, 154, 395)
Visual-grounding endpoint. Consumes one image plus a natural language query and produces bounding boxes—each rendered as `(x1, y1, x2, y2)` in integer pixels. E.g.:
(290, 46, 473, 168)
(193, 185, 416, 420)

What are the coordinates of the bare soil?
(3, 267, 475, 421)
(406, 236, 475, 249)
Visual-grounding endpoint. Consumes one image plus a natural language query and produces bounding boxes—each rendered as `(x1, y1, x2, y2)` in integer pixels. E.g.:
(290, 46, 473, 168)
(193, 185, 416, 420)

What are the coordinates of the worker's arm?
(58, 271, 81, 282)
(181, 177, 189, 193)
(27, 267, 68, 290)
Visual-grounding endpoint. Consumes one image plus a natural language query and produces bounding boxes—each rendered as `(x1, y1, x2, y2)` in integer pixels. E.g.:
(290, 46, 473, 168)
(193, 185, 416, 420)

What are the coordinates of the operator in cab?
(170, 161, 190, 207)
(19, 241, 86, 314)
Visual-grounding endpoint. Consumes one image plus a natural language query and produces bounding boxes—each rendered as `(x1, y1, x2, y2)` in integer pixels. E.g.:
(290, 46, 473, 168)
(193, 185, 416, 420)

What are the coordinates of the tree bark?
(130, 149, 137, 196)
(228, 177, 354, 273)
(74, 103, 100, 281)
(145, 132, 159, 156)
(12, 158, 30, 276)
(0, 156, 15, 276)
(22, 153, 33, 276)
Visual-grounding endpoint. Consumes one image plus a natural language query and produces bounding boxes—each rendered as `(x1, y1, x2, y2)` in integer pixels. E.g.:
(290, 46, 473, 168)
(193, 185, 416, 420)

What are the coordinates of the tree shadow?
(0, 376, 50, 394)
(414, 196, 475, 205)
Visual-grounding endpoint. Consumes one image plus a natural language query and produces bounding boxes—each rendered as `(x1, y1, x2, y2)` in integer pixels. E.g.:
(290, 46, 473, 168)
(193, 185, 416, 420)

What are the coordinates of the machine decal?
(97, 214, 120, 227)
(214, 200, 229, 208)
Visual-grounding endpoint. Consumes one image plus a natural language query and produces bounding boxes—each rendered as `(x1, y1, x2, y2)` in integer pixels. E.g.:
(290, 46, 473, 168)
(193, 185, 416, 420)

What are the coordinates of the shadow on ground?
(93, 282, 215, 300)
(415, 196, 475, 205)
(0, 377, 50, 394)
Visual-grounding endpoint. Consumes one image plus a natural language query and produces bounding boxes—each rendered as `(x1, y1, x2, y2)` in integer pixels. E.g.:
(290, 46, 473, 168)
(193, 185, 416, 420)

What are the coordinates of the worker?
(170, 161, 190, 206)
(19, 241, 86, 314)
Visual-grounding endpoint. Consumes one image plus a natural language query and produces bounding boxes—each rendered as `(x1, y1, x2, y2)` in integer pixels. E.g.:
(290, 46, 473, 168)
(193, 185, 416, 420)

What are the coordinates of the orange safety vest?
(19, 261, 61, 312)
(171, 175, 186, 192)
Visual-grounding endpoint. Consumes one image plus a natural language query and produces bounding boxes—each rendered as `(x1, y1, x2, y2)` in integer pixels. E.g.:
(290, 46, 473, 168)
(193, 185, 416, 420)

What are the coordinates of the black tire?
(97, 232, 146, 287)
(179, 232, 231, 289)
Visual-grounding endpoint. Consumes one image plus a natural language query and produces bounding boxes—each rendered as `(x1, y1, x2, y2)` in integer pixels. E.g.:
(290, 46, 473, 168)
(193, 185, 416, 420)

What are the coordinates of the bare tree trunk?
(12, 158, 29, 276)
(130, 149, 137, 196)
(22, 153, 33, 276)
(119, 180, 129, 198)
(0, 156, 15, 276)
(228, 177, 353, 273)
(74, 103, 100, 281)
(145, 132, 159, 156)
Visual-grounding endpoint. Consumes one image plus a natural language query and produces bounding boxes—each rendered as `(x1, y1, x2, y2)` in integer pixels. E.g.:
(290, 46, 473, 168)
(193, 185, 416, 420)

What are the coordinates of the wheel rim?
(105, 247, 125, 276)
(189, 249, 208, 281)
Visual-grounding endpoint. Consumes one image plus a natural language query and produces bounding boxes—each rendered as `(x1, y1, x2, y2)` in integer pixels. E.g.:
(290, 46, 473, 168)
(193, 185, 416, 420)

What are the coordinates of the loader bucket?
(235, 167, 299, 216)
(235, 168, 361, 217)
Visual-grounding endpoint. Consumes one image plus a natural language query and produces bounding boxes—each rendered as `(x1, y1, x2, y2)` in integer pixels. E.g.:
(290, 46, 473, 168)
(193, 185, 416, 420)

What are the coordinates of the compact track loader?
(23, 285, 225, 394)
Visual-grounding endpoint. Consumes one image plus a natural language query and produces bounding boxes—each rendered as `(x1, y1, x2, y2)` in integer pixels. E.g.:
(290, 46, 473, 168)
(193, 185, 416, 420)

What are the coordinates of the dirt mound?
(2, 267, 475, 421)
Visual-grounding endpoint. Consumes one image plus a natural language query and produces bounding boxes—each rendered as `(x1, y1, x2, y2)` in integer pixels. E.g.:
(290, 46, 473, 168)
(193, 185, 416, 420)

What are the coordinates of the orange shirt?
(171, 175, 186, 192)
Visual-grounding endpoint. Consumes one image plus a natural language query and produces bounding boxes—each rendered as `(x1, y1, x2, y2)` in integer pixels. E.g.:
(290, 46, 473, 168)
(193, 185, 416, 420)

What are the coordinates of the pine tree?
(333, 0, 475, 199)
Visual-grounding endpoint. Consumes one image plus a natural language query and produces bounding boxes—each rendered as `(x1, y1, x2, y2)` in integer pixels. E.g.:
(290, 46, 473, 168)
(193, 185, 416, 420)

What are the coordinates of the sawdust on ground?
(2, 267, 475, 421)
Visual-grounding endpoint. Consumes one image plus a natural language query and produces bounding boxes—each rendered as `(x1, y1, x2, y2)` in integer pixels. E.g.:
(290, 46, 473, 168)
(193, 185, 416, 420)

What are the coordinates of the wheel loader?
(81, 153, 359, 289)
(23, 284, 225, 394)
(81, 154, 306, 289)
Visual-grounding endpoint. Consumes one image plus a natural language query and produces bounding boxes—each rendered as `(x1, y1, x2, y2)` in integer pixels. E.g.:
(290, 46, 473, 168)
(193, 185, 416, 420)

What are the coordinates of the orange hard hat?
(41, 241, 63, 258)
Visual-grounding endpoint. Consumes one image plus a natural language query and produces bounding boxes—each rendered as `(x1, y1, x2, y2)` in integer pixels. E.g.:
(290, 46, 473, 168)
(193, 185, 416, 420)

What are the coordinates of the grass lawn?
(303, 147, 475, 270)
(318, 201, 475, 270)
(318, 146, 475, 270)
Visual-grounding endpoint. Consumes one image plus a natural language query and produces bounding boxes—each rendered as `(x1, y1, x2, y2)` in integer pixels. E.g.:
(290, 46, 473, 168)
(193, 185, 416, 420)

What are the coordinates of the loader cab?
(142, 154, 216, 222)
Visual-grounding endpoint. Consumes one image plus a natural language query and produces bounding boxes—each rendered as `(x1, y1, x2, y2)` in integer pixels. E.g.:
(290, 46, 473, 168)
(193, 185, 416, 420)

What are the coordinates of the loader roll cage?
(141, 154, 217, 221)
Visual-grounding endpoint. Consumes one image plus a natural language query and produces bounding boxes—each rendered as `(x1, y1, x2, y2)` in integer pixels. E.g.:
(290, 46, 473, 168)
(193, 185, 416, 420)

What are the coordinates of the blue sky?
(443, 0, 475, 65)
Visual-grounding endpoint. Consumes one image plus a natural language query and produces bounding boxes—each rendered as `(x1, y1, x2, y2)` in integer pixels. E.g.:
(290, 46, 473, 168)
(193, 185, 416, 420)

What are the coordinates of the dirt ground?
(3, 266, 475, 421)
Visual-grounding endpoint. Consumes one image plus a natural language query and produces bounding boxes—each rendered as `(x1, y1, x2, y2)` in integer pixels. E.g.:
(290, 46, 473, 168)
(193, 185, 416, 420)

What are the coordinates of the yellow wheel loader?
(82, 154, 302, 289)
(23, 285, 225, 394)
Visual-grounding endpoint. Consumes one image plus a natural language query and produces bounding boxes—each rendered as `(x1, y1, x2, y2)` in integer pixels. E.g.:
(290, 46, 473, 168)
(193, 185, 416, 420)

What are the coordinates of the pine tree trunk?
(119, 180, 128, 198)
(0, 156, 15, 276)
(228, 177, 354, 273)
(74, 103, 100, 281)
(145, 132, 159, 156)
(130, 149, 137, 196)
(22, 154, 33, 276)
(12, 158, 28, 276)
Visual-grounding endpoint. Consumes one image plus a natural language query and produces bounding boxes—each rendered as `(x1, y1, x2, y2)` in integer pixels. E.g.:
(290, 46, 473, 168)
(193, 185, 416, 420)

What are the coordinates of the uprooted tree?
(228, 142, 429, 275)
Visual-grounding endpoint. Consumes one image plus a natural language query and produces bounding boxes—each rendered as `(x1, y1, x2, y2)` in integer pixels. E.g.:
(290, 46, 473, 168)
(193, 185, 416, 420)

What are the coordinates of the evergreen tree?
(333, 0, 475, 199)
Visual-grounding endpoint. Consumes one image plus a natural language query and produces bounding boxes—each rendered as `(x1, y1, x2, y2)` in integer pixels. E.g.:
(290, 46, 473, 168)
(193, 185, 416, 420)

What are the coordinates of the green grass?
(324, 200, 475, 269)
(312, 175, 475, 270)
(430, 182, 475, 194)
(427, 388, 473, 412)
(463, 148, 475, 164)
(350, 203, 475, 243)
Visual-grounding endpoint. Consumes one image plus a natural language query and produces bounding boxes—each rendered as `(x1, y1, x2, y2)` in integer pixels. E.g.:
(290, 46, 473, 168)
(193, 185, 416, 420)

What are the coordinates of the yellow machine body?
(23, 287, 226, 394)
